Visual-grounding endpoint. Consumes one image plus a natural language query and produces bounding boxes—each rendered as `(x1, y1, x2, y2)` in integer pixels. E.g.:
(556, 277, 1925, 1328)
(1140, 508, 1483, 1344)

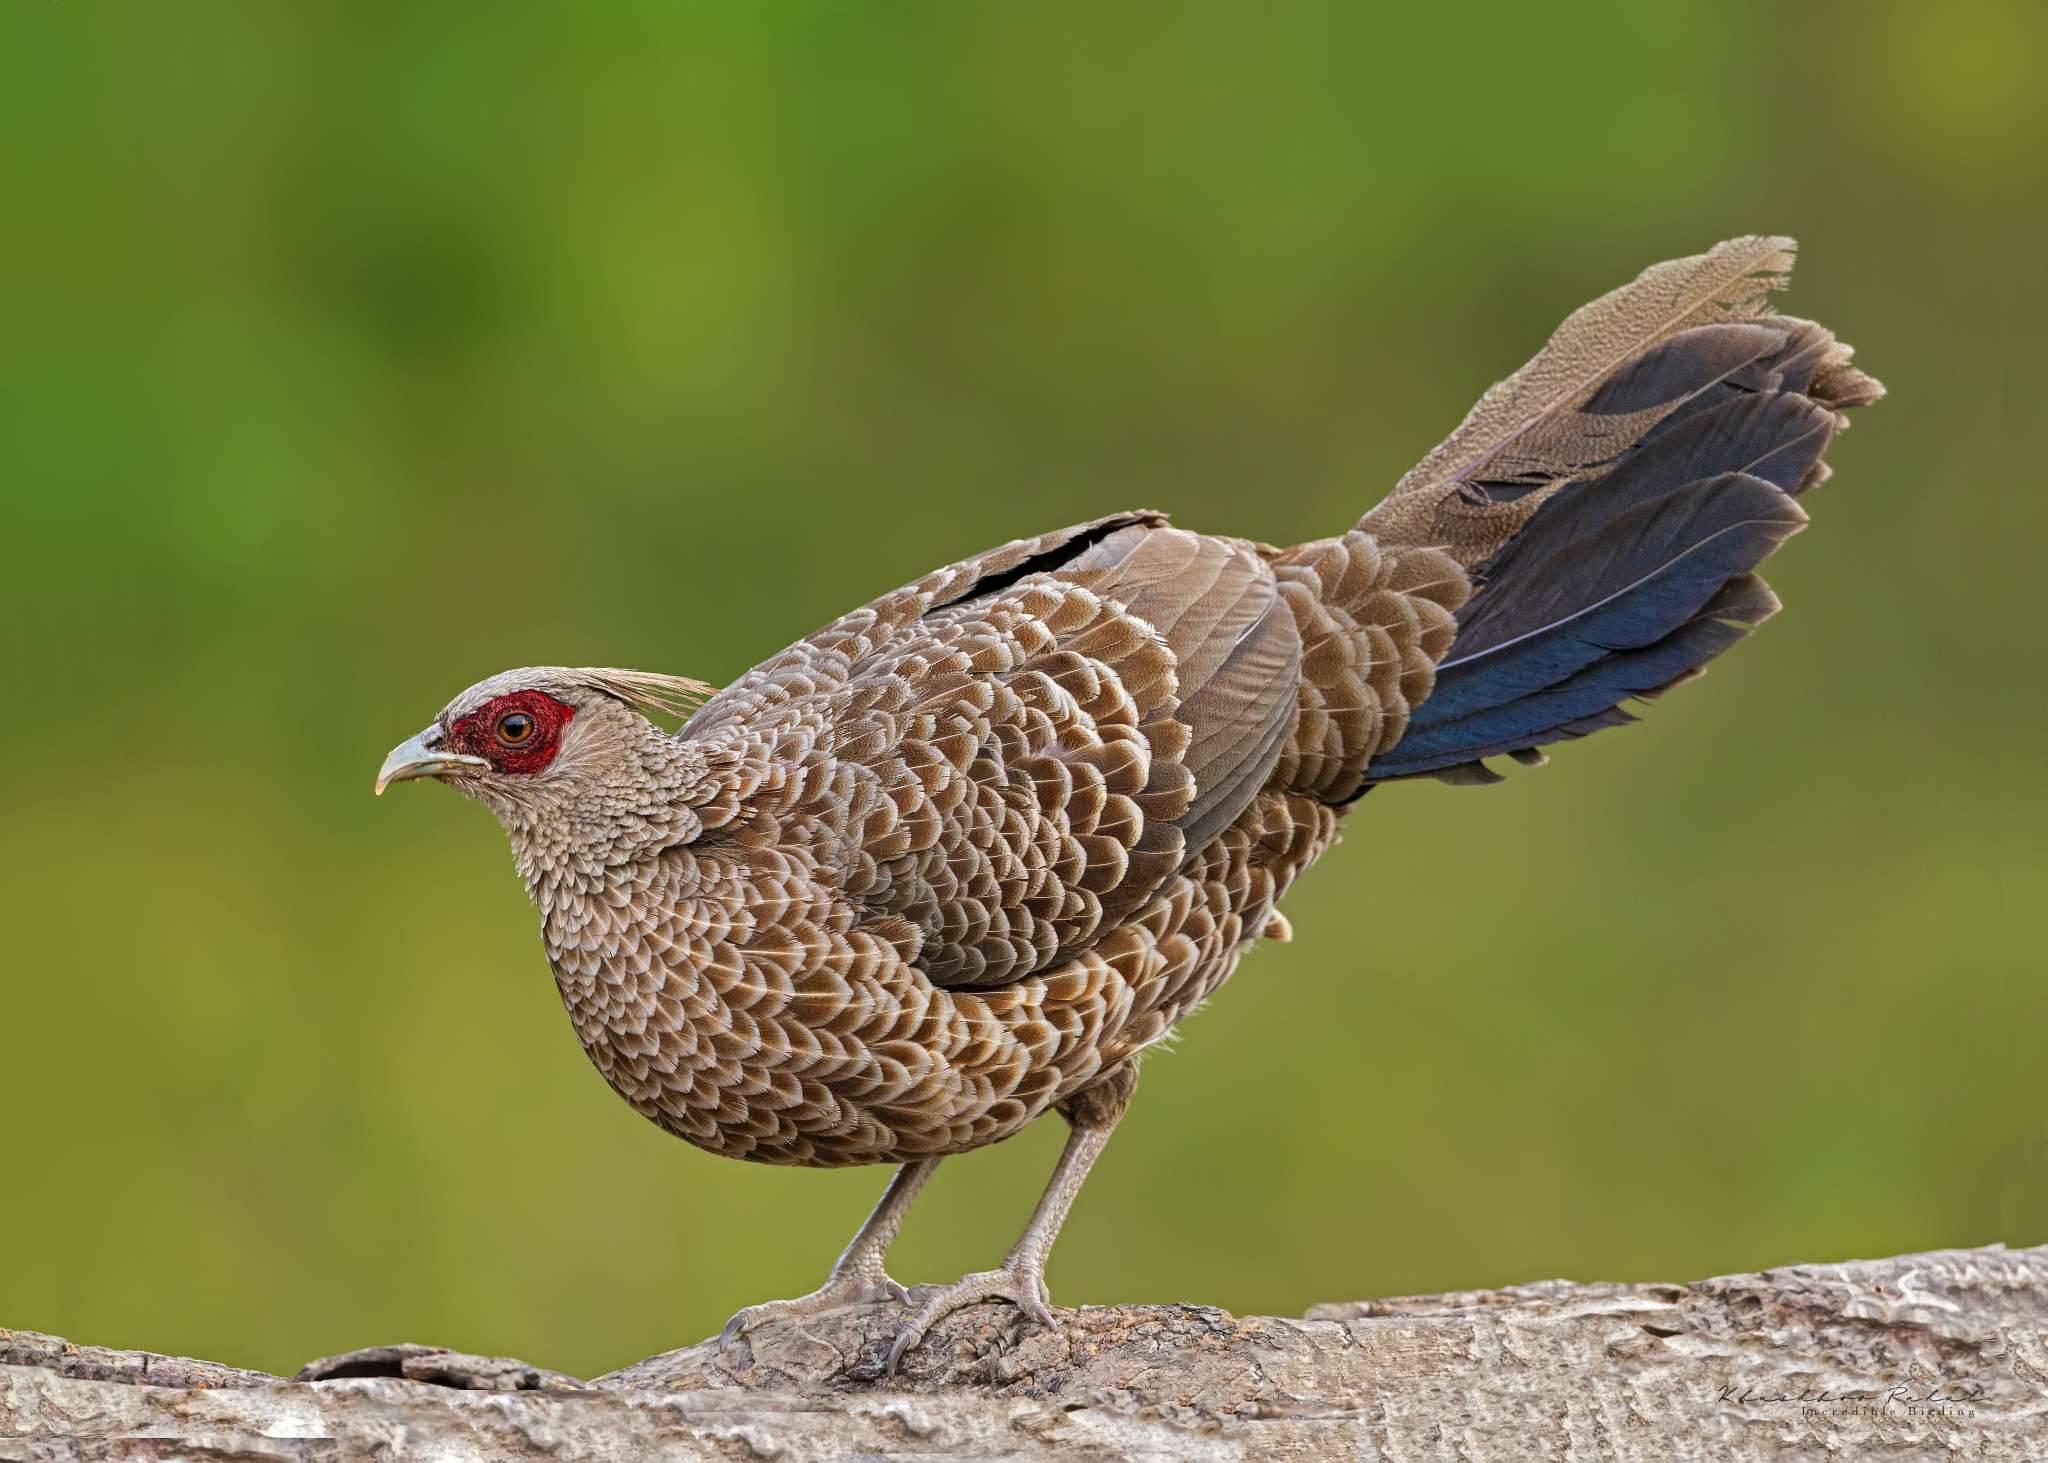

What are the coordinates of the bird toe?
(884, 1263, 1057, 1374)
(719, 1270, 910, 1352)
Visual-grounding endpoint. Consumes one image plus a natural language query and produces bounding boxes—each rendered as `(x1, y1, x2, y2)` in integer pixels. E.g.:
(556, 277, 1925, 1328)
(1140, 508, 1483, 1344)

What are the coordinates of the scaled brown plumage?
(376, 237, 1880, 1364)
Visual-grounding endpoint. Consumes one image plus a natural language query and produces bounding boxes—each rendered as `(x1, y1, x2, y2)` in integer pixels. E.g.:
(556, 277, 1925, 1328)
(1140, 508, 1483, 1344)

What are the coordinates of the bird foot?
(719, 1268, 910, 1350)
(886, 1260, 1054, 1374)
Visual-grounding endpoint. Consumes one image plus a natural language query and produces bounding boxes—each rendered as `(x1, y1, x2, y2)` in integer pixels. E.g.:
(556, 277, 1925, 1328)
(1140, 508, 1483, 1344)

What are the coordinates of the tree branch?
(5, 1244, 2045, 1459)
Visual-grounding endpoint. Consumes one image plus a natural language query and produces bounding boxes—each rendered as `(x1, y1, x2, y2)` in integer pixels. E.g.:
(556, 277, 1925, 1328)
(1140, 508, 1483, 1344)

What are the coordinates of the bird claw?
(885, 1262, 1055, 1375)
(719, 1270, 911, 1350)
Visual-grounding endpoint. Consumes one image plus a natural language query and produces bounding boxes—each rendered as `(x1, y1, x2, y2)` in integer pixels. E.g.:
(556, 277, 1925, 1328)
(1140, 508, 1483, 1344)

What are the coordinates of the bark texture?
(4, 1243, 2043, 1460)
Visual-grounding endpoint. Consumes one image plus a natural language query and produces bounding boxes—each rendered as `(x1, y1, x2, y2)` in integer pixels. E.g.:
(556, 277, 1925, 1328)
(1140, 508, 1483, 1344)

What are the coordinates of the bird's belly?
(550, 943, 1184, 1169)
(545, 791, 1336, 1168)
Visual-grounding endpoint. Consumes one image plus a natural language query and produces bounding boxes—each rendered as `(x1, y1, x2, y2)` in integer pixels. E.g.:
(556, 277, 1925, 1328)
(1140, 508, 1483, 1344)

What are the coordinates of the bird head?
(376, 666, 720, 884)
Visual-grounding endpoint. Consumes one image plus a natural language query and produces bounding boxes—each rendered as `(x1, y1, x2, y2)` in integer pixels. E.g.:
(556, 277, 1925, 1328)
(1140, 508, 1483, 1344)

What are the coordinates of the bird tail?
(1358, 236, 1882, 785)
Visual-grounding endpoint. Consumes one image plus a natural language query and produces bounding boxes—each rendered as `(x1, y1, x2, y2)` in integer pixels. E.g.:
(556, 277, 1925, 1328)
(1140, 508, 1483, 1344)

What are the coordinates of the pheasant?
(376, 237, 1880, 1367)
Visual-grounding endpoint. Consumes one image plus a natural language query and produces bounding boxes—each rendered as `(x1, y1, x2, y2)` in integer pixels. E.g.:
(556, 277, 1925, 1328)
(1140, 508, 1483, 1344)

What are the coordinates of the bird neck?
(503, 733, 732, 903)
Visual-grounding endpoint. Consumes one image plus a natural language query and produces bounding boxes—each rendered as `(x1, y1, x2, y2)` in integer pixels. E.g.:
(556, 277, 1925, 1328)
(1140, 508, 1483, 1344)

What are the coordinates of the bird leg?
(887, 1063, 1136, 1373)
(720, 1156, 939, 1344)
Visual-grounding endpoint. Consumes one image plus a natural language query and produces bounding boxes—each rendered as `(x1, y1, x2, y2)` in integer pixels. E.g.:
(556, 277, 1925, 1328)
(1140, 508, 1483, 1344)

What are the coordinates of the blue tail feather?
(1366, 316, 1865, 786)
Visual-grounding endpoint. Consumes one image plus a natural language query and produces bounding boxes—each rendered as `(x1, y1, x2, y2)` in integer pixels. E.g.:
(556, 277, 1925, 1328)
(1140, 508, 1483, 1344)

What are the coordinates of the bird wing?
(685, 515, 1300, 989)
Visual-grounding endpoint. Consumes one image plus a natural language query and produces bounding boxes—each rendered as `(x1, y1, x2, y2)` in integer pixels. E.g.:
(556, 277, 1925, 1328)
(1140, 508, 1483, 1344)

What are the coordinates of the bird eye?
(496, 711, 536, 746)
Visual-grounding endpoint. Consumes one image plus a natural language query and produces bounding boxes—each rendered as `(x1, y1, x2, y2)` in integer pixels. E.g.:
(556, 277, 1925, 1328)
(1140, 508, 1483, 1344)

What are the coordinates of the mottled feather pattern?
(497, 240, 1879, 1175)
(1268, 532, 1468, 801)
(549, 516, 1410, 1165)
(410, 240, 1877, 1267)
(383, 239, 1886, 1357)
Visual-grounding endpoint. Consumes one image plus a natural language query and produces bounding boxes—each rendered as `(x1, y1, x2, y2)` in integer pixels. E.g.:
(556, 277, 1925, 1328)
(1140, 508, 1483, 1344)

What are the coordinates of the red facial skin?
(449, 691, 577, 776)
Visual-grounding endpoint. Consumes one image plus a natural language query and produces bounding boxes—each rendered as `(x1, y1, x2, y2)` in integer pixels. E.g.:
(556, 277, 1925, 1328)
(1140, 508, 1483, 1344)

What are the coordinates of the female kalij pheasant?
(377, 238, 1880, 1365)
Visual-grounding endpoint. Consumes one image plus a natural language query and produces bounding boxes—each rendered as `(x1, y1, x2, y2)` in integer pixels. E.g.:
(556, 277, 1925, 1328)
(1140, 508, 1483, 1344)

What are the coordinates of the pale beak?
(375, 727, 489, 796)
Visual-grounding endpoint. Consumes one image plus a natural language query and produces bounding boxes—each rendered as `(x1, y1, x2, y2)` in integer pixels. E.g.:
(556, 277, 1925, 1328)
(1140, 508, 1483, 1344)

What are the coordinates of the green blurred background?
(4, 2, 2043, 1380)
